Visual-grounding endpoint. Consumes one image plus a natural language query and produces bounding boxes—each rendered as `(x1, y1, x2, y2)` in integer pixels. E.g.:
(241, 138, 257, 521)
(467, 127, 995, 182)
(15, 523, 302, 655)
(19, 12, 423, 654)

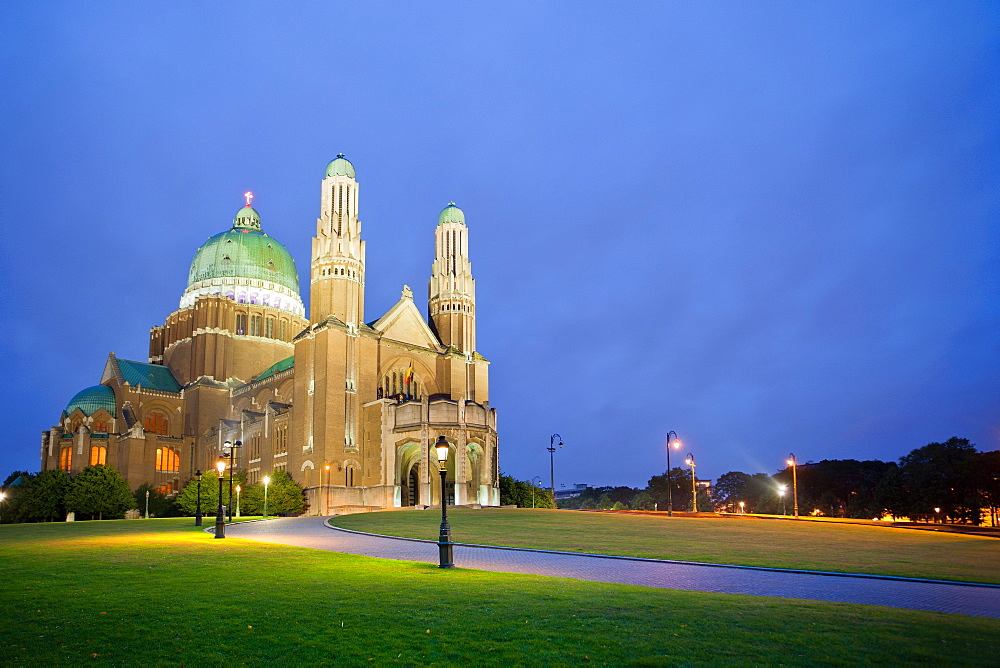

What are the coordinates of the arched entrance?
(396, 441, 422, 507)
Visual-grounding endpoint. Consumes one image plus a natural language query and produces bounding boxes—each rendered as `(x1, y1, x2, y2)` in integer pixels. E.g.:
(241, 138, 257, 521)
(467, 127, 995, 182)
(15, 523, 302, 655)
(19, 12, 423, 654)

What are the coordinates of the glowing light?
(244, 191, 254, 206)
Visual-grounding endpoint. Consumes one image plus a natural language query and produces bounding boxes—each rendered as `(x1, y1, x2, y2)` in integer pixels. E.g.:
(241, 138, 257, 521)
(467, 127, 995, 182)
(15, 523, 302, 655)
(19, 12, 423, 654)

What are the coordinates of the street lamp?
(787, 453, 799, 518)
(739, 500, 745, 515)
(531, 476, 542, 508)
(684, 452, 697, 513)
(235, 484, 241, 518)
(215, 460, 226, 539)
(262, 475, 270, 519)
(324, 464, 332, 516)
(934, 507, 941, 523)
(665, 431, 681, 516)
(778, 484, 787, 516)
(547, 434, 563, 508)
(145, 489, 150, 519)
(194, 469, 203, 526)
(223, 440, 242, 522)
(435, 435, 454, 568)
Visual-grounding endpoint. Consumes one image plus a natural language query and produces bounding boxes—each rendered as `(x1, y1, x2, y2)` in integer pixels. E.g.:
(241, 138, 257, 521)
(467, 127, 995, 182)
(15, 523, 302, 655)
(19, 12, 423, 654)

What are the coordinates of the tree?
(257, 470, 305, 515)
(596, 493, 613, 510)
(15, 470, 72, 523)
(976, 450, 1000, 527)
(713, 471, 752, 512)
(646, 468, 688, 511)
(132, 484, 181, 518)
(895, 438, 981, 523)
(499, 473, 554, 508)
(631, 490, 655, 511)
(611, 500, 628, 510)
(176, 470, 236, 516)
(65, 465, 134, 520)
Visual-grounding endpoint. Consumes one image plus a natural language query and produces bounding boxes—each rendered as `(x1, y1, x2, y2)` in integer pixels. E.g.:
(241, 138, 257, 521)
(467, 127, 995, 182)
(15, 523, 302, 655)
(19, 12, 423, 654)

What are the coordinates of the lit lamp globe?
(435, 438, 450, 468)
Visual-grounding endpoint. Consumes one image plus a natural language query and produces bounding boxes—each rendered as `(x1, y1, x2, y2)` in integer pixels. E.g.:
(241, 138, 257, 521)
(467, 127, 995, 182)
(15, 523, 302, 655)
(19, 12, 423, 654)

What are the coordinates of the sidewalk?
(225, 516, 1000, 619)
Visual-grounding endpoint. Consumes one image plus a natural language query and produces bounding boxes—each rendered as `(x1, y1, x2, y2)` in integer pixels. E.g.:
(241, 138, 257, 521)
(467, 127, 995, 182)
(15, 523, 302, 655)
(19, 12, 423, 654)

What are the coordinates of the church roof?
(65, 385, 116, 417)
(438, 202, 465, 226)
(112, 357, 182, 392)
(325, 153, 356, 179)
(251, 356, 294, 382)
(186, 205, 300, 294)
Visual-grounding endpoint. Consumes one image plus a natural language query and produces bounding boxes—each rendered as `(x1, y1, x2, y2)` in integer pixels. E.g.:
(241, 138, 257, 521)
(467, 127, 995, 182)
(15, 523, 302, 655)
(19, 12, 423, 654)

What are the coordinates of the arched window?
(250, 315, 261, 336)
(92, 420, 108, 433)
(156, 446, 180, 472)
(59, 446, 73, 471)
(235, 313, 247, 335)
(70, 417, 82, 433)
(144, 411, 168, 435)
(278, 320, 287, 341)
(90, 446, 107, 466)
(264, 317, 275, 339)
(345, 467, 355, 487)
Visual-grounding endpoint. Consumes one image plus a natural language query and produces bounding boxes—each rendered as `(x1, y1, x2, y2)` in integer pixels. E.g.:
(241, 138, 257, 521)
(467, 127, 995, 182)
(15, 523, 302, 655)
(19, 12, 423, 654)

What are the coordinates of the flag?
(405, 364, 414, 384)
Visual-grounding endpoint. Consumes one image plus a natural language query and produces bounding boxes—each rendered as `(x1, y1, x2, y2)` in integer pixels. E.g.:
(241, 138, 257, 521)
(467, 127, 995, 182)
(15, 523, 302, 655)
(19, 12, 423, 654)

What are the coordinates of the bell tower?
(310, 154, 365, 326)
(428, 202, 476, 353)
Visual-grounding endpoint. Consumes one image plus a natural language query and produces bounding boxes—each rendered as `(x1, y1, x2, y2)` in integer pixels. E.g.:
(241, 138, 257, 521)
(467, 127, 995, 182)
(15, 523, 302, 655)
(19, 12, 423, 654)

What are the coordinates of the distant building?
(555, 484, 589, 500)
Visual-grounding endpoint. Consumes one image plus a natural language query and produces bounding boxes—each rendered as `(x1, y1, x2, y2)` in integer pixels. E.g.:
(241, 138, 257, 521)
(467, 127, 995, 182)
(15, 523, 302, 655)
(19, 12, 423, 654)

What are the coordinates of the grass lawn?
(1, 519, 998, 665)
(332, 509, 1000, 584)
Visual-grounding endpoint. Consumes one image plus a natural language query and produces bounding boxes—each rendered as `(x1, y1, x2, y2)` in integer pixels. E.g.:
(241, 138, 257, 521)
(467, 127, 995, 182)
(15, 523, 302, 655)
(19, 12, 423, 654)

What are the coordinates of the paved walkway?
(225, 517, 1000, 619)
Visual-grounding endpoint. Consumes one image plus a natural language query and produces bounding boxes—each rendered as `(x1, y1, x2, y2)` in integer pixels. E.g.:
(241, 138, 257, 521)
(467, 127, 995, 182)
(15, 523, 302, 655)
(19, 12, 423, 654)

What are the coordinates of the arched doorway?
(396, 441, 422, 507)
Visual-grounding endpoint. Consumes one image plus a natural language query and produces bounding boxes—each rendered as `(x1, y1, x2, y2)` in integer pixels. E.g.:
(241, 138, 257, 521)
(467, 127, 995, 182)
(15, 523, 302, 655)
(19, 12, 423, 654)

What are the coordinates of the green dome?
(325, 153, 356, 179)
(188, 227, 300, 293)
(65, 385, 115, 417)
(438, 202, 465, 226)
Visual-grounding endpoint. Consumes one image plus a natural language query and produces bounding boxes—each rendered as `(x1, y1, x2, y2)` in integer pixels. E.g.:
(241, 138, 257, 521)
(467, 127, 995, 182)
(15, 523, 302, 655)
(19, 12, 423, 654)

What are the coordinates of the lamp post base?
(195, 511, 203, 527)
(438, 520, 454, 568)
(215, 505, 226, 539)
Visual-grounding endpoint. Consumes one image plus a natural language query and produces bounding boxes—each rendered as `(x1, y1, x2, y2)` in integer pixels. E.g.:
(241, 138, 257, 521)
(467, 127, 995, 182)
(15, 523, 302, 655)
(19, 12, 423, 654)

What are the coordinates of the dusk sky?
(2, 2, 997, 489)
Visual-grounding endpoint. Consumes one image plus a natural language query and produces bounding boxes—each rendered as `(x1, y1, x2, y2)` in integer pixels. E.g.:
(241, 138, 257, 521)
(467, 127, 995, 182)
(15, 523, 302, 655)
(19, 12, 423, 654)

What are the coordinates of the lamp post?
(145, 489, 150, 519)
(0, 490, 6, 524)
(235, 485, 241, 518)
(547, 434, 563, 508)
(778, 484, 787, 516)
(194, 470, 203, 526)
(739, 500, 745, 515)
(934, 507, 941, 523)
(684, 452, 697, 513)
(665, 431, 681, 516)
(435, 435, 454, 568)
(223, 440, 242, 522)
(531, 476, 542, 508)
(262, 475, 270, 519)
(215, 460, 226, 539)
(324, 464, 331, 516)
(787, 453, 799, 518)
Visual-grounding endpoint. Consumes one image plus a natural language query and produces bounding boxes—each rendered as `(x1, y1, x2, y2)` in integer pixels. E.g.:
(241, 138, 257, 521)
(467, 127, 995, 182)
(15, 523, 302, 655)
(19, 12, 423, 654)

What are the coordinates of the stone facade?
(40, 156, 500, 512)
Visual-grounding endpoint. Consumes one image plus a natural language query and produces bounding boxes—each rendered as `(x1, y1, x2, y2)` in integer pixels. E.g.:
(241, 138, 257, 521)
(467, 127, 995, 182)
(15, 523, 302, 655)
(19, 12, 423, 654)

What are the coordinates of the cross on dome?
(244, 191, 254, 207)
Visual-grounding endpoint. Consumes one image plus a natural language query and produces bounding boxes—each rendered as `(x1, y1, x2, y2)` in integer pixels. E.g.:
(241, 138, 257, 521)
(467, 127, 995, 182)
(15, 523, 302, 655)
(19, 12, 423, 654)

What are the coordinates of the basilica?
(40, 155, 500, 513)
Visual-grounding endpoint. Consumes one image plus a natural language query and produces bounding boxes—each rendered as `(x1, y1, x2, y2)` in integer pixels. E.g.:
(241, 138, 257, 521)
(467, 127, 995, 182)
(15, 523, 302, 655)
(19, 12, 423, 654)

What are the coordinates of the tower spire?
(310, 154, 364, 324)
(428, 202, 476, 354)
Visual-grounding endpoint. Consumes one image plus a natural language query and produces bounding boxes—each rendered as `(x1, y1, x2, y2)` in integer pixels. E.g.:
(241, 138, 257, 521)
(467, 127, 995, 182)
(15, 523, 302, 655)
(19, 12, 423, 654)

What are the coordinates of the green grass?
(0, 519, 997, 665)
(333, 508, 1000, 584)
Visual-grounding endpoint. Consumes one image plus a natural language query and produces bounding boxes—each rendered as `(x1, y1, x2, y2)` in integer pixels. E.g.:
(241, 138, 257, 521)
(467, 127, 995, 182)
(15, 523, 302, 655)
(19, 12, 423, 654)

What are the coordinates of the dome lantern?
(438, 202, 465, 226)
(324, 153, 357, 179)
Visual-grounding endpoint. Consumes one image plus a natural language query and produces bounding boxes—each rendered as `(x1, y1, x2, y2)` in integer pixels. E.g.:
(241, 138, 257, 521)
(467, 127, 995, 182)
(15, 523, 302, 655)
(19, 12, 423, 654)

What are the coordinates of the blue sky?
(2, 2, 997, 488)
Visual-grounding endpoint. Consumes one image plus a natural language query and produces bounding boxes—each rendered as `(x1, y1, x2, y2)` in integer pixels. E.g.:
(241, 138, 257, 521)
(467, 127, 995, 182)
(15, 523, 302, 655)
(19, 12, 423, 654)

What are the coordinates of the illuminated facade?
(40, 156, 499, 512)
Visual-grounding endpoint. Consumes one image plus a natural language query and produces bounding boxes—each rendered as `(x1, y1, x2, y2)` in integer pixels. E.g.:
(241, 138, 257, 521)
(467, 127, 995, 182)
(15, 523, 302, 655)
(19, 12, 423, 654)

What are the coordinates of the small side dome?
(325, 153, 356, 179)
(438, 202, 465, 226)
(233, 206, 261, 231)
(65, 385, 116, 417)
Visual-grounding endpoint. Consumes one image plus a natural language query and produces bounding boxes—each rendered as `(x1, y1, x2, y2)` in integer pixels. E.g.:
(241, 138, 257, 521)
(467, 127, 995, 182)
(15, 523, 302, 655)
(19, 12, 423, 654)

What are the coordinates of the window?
(59, 446, 72, 471)
(156, 446, 180, 472)
(274, 426, 288, 455)
(264, 317, 275, 339)
(346, 467, 355, 487)
(236, 313, 247, 335)
(90, 446, 107, 466)
(250, 315, 261, 336)
(278, 320, 287, 341)
(70, 418, 82, 433)
(144, 412, 168, 435)
(92, 420, 108, 433)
